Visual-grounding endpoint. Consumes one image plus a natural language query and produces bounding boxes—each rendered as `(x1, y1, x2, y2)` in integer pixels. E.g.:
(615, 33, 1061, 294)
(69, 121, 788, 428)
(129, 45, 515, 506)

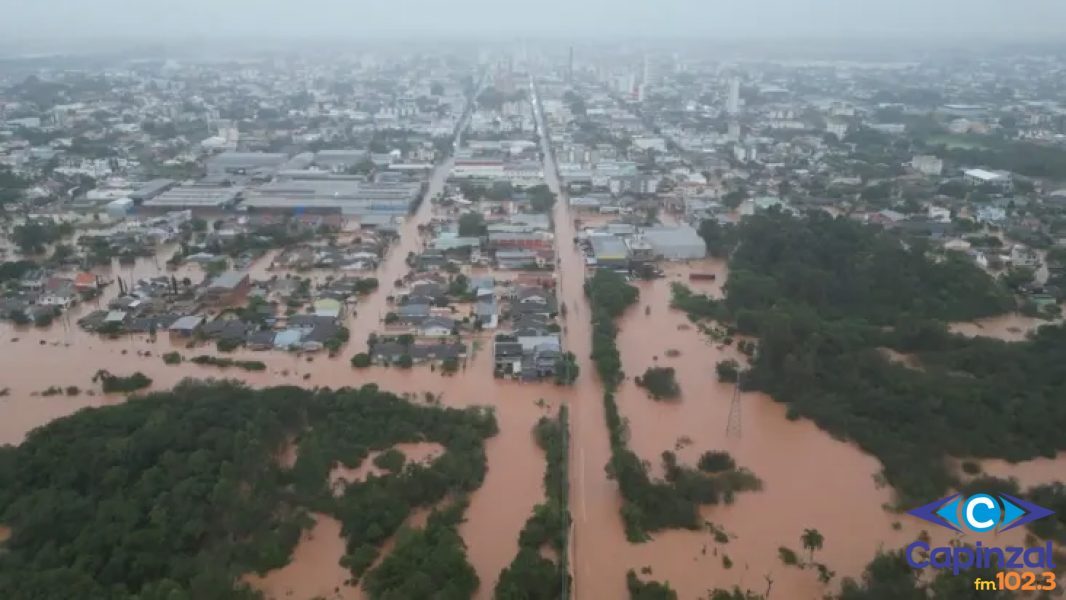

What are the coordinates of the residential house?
(512, 286, 557, 318)
(418, 316, 456, 337)
(394, 303, 431, 326)
(496, 249, 540, 270)
(494, 337, 525, 374)
(204, 271, 251, 305)
(475, 300, 498, 329)
(274, 329, 303, 350)
(313, 298, 345, 319)
(200, 319, 256, 343)
(1011, 245, 1041, 269)
(38, 278, 77, 307)
(300, 321, 341, 352)
(168, 315, 204, 338)
(73, 272, 98, 292)
(408, 282, 446, 304)
(247, 329, 277, 350)
(524, 342, 562, 381)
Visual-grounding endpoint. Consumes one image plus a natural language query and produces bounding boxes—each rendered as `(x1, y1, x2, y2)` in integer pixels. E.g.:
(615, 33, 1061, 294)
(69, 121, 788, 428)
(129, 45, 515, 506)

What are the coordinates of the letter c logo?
(964, 494, 999, 532)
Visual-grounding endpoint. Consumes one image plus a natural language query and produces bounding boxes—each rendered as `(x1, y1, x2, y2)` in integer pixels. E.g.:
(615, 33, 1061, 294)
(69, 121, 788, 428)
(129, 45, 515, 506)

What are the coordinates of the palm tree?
(801, 528, 824, 561)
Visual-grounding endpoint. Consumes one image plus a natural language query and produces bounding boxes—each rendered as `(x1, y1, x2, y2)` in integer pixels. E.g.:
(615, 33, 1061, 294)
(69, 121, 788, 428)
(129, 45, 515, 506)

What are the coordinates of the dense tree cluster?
(697, 451, 737, 473)
(495, 407, 570, 599)
(0, 380, 497, 598)
(585, 269, 639, 389)
(634, 367, 681, 400)
(0, 259, 36, 284)
(715, 359, 740, 383)
(187, 355, 266, 371)
(12, 220, 74, 254)
(553, 352, 579, 385)
(933, 138, 1066, 179)
(91, 370, 152, 393)
(678, 210, 1066, 503)
(626, 570, 677, 600)
(526, 184, 557, 214)
(723, 210, 1013, 325)
(361, 499, 479, 600)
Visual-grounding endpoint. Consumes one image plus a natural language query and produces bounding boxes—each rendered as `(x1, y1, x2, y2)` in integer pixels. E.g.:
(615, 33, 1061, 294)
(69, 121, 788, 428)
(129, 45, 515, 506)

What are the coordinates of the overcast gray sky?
(2, 0, 1064, 41)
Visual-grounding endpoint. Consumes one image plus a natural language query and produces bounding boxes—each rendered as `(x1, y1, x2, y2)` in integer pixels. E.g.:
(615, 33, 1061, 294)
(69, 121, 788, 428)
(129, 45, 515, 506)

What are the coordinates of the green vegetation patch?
(0, 380, 497, 598)
(694, 210, 1066, 503)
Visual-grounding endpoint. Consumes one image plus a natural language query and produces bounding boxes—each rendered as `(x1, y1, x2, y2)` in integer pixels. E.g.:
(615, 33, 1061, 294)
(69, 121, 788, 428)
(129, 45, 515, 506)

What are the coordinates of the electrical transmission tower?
(725, 379, 742, 438)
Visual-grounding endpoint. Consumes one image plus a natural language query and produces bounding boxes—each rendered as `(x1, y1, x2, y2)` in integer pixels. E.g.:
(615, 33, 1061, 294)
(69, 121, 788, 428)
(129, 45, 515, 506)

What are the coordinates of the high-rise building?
(726, 77, 741, 115)
(568, 46, 574, 83)
(642, 54, 659, 87)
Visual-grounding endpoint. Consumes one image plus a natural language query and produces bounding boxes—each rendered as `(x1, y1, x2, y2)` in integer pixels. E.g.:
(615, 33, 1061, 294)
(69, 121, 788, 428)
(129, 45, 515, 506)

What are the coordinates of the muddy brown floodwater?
(949, 313, 1059, 341)
(243, 514, 357, 600)
(529, 91, 1064, 598)
(328, 442, 445, 495)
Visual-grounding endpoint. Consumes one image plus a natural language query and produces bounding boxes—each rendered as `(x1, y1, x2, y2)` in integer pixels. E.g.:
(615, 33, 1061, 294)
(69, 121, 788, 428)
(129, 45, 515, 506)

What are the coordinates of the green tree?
(801, 528, 824, 561)
(458, 213, 485, 237)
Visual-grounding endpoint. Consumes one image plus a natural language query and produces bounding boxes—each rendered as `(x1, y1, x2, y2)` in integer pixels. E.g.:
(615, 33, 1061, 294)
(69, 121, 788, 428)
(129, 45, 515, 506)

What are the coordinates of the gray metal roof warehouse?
(241, 180, 422, 215)
(143, 185, 243, 209)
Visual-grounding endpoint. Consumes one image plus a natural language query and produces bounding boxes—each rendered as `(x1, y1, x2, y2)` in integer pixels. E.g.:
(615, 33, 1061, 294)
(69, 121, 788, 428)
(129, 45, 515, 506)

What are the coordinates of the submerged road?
(530, 76, 630, 599)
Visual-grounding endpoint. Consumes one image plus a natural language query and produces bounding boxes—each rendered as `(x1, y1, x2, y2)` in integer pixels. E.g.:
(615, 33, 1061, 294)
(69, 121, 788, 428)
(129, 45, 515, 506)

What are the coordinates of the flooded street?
(530, 84, 1062, 598)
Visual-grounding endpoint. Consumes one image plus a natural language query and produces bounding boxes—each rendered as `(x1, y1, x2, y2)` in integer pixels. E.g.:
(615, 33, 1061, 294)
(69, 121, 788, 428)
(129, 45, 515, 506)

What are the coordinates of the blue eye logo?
(908, 493, 1054, 534)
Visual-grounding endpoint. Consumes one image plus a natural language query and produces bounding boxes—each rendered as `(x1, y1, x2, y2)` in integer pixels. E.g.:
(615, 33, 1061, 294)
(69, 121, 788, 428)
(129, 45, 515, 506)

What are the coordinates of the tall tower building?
(567, 46, 574, 83)
(642, 54, 653, 86)
(726, 77, 741, 115)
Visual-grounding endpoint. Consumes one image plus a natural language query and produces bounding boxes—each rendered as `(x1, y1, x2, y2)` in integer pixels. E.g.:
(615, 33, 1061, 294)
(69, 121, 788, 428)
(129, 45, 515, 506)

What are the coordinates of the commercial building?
(589, 235, 629, 270)
(206, 152, 289, 177)
(129, 179, 176, 203)
(964, 169, 1012, 188)
(911, 155, 944, 176)
(726, 77, 741, 114)
(313, 150, 369, 172)
(143, 185, 243, 210)
(451, 159, 505, 179)
(641, 226, 707, 260)
(241, 180, 422, 215)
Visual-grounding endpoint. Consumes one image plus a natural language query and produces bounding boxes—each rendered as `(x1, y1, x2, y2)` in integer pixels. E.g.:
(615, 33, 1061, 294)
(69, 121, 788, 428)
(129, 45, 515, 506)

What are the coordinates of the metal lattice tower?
(725, 380, 742, 438)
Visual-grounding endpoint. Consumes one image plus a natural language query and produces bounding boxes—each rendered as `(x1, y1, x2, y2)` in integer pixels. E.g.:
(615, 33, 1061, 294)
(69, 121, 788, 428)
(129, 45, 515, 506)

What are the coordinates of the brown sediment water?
(0, 525, 10, 543)
(949, 313, 1058, 341)
(328, 441, 445, 494)
(977, 456, 1066, 490)
(243, 507, 436, 600)
(242, 513, 357, 600)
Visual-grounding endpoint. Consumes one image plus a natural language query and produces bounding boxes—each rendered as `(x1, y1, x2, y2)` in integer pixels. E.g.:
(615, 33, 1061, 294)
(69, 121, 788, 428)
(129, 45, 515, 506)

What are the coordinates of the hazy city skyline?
(3, 0, 1066, 43)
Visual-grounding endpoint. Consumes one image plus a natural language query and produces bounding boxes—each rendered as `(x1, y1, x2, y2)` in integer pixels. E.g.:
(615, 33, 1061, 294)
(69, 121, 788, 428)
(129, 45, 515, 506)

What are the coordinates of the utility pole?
(726, 375, 742, 438)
